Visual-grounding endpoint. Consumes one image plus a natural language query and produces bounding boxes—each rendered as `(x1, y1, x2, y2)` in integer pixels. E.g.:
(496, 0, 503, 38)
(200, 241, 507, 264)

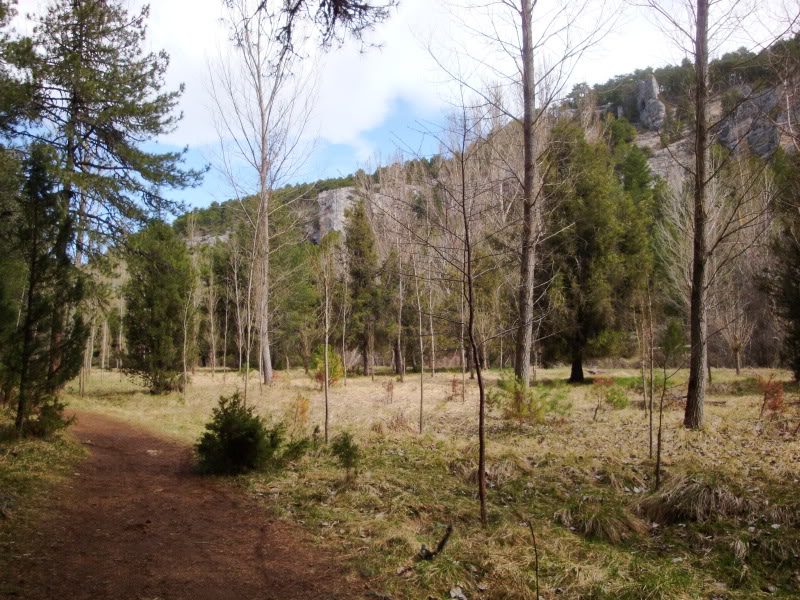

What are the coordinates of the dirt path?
(6, 412, 358, 600)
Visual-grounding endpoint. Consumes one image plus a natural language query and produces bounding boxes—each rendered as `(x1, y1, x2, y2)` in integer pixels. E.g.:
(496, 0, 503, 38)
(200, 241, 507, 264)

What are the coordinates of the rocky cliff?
(315, 187, 356, 242)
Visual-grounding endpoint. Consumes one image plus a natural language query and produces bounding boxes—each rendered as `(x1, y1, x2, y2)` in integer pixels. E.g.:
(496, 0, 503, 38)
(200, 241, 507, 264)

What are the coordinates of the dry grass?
(637, 472, 755, 524)
(61, 365, 800, 599)
(555, 495, 650, 543)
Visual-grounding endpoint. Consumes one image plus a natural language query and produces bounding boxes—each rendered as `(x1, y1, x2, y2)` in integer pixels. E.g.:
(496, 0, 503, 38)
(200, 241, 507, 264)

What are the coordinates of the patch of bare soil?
(6, 412, 358, 600)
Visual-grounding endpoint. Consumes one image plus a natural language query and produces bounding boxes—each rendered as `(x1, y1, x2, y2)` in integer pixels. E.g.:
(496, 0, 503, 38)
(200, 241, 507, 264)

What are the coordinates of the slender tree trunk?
(499, 336, 503, 370)
(648, 291, 655, 454)
(514, 0, 538, 388)
(182, 299, 191, 394)
(655, 373, 667, 490)
(685, 0, 710, 430)
(369, 324, 375, 381)
(362, 336, 369, 377)
(15, 242, 41, 433)
(462, 208, 487, 525)
(413, 256, 425, 433)
(208, 269, 217, 377)
(342, 274, 348, 386)
(324, 271, 330, 444)
(735, 348, 741, 376)
(428, 278, 436, 377)
(87, 321, 95, 375)
(396, 273, 405, 381)
(635, 303, 648, 414)
(101, 319, 108, 371)
(222, 293, 229, 381)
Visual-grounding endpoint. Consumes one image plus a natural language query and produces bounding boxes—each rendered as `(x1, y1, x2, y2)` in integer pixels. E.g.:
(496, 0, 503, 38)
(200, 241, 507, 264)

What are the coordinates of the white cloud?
(15, 0, 787, 161)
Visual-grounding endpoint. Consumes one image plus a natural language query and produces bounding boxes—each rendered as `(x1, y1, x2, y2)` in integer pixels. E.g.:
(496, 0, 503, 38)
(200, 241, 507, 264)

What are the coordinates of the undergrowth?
(68, 367, 800, 600)
(0, 408, 85, 596)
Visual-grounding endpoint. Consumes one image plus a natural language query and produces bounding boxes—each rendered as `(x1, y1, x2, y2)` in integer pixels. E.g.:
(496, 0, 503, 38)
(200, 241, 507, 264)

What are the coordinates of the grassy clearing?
(65, 366, 800, 599)
(0, 408, 86, 587)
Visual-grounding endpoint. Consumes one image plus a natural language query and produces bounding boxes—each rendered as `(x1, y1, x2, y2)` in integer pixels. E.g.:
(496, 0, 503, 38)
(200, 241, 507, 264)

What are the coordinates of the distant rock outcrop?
(719, 85, 782, 156)
(315, 187, 356, 242)
(636, 75, 666, 131)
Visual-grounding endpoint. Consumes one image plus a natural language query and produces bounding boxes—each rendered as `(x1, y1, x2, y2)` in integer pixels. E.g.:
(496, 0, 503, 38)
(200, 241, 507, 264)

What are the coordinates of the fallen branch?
(416, 524, 453, 561)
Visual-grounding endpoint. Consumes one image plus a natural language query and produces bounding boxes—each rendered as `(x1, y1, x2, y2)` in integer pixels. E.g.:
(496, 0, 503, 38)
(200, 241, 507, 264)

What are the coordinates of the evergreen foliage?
(330, 431, 360, 479)
(543, 122, 653, 382)
(7, 145, 87, 432)
(16, 0, 204, 244)
(310, 344, 344, 388)
(197, 392, 291, 475)
(770, 151, 800, 380)
(345, 198, 381, 375)
(123, 221, 194, 393)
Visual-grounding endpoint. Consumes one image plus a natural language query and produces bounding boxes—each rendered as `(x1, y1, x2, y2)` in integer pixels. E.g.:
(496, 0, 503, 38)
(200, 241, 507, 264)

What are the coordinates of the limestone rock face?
(636, 75, 666, 131)
(719, 85, 781, 156)
(316, 187, 356, 242)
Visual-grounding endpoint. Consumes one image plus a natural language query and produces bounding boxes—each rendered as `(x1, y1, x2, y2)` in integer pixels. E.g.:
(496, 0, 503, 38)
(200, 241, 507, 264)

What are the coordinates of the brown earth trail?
(5, 412, 357, 600)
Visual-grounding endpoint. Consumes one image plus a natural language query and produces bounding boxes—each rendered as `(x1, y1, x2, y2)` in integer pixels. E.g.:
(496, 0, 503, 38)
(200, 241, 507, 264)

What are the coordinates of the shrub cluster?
(489, 373, 571, 423)
(22, 397, 74, 438)
(196, 392, 308, 475)
(330, 431, 360, 478)
(310, 345, 344, 389)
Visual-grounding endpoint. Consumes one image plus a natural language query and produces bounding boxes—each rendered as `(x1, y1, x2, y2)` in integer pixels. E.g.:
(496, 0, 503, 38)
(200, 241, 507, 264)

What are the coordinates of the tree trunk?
(397, 272, 404, 381)
(362, 335, 369, 376)
(324, 274, 330, 444)
(569, 353, 584, 384)
(101, 319, 108, 371)
(117, 305, 124, 372)
(685, 0, 710, 430)
(413, 256, 425, 433)
(15, 247, 40, 433)
(514, 0, 538, 388)
(394, 338, 403, 376)
(428, 279, 436, 377)
(735, 348, 741, 376)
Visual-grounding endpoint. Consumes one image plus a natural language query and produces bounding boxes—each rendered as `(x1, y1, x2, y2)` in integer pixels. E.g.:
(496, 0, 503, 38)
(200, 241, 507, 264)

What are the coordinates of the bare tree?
(313, 236, 337, 442)
(377, 95, 514, 524)
(209, 0, 316, 401)
(439, 0, 620, 385)
(637, 0, 796, 427)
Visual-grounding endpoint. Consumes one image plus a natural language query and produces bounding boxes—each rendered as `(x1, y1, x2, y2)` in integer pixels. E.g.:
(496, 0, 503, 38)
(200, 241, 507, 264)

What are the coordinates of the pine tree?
(544, 122, 652, 383)
(770, 150, 800, 380)
(345, 198, 380, 376)
(11, 145, 87, 432)
(123, 221, 194, 394)
(3, 0, 203, 395)
(20, 0, 204, 247)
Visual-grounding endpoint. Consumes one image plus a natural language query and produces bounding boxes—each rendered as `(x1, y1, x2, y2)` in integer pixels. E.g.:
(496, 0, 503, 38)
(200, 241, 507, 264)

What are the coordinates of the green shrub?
(331, 431, 360, 478)
(489, 373, 571, 423)
(605, 386, 630, 409)
(310, 344, 344, 389)
(22, 397, 75, 438)
(196, 392, 306, 475)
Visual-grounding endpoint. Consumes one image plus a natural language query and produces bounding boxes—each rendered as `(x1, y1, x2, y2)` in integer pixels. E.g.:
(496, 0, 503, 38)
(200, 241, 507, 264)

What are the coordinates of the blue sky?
(158, 96, 445, 211)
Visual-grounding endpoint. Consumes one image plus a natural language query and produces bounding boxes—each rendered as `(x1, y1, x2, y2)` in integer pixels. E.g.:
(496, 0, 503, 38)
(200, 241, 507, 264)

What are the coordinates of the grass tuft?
(555, 493, 650, 543)
(638, 472, 753, 524)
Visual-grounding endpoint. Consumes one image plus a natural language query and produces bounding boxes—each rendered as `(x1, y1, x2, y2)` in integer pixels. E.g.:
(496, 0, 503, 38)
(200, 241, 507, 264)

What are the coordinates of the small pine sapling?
(331, 431, 360, 480)
(310, 345, 343, 389)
